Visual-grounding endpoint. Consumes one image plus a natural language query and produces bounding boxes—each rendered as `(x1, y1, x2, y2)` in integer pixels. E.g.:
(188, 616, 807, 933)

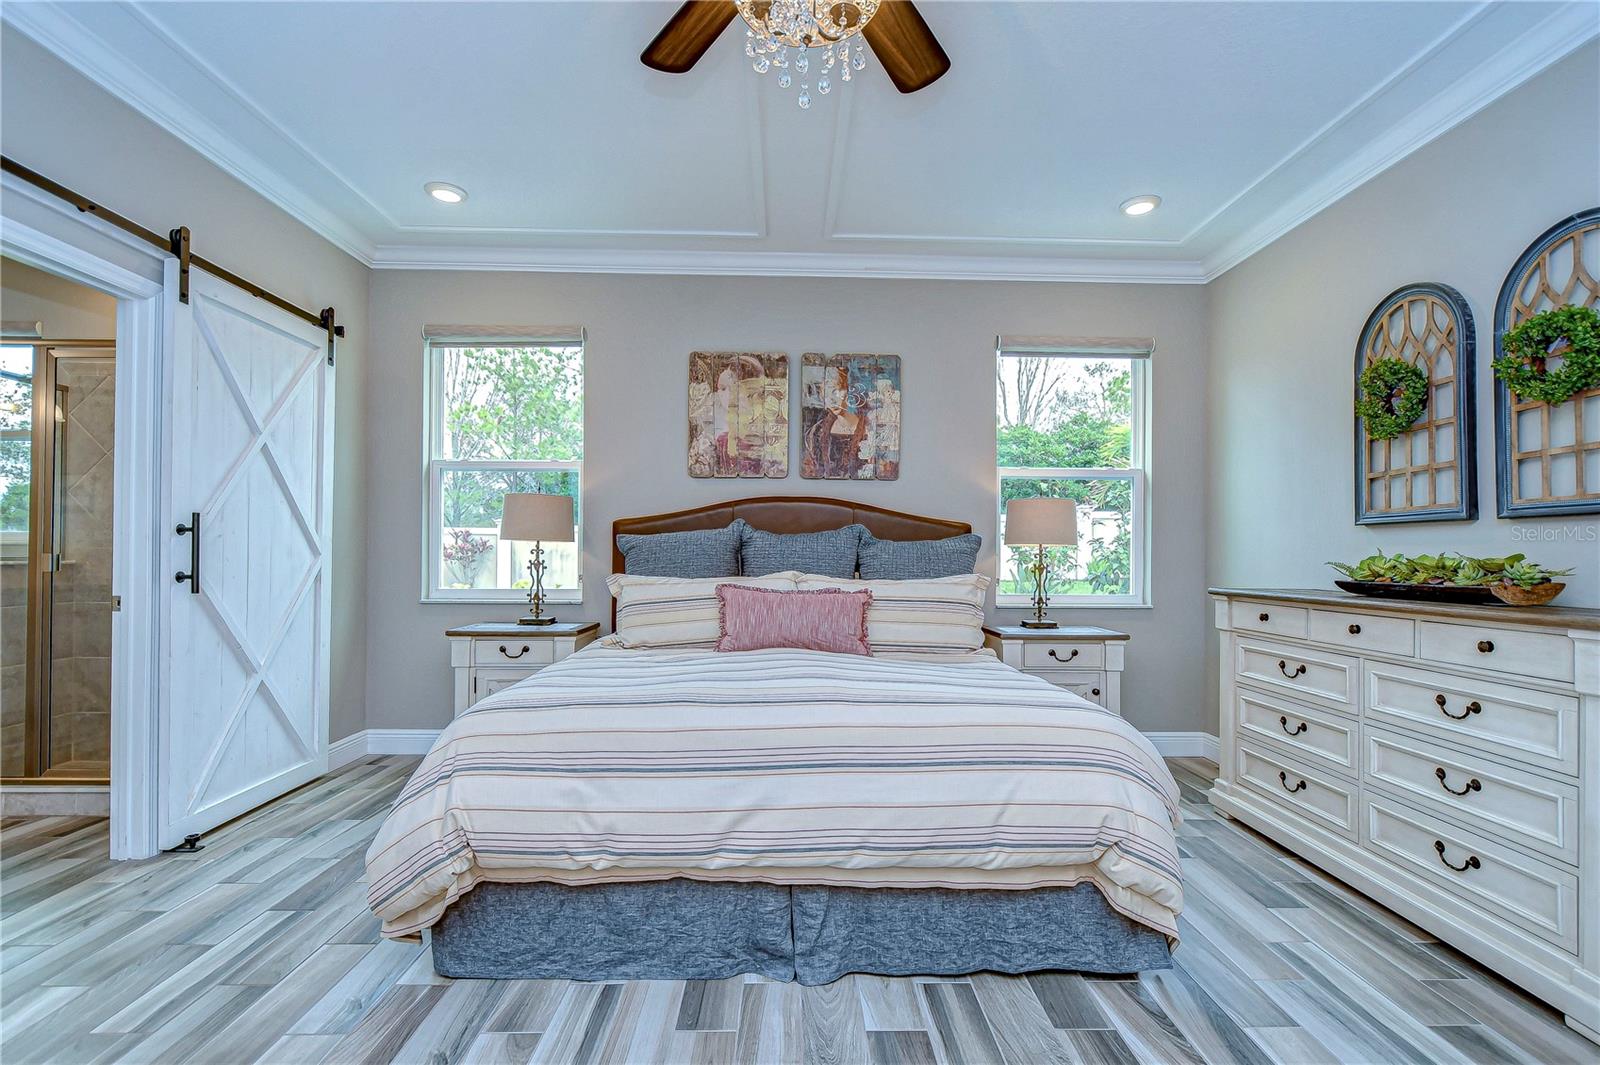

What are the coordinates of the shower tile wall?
(50, 358, 114, 772)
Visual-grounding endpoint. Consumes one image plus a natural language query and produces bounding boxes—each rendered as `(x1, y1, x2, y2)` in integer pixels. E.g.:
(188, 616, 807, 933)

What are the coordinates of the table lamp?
(500, 493, 575, 625)
(1003, 497, 1078, 629)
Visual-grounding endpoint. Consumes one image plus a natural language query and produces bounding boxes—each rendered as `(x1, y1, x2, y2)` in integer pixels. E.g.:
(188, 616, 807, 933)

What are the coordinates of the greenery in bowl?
(1328, 551, 1572, 589)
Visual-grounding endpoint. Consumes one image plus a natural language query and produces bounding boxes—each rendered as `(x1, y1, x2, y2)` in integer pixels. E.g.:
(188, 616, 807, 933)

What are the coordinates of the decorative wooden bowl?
(1489, 582, 1565, 607)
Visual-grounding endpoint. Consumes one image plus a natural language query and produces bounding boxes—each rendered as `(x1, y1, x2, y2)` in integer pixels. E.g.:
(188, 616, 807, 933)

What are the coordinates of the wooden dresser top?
(1209, 587, 1600, 632)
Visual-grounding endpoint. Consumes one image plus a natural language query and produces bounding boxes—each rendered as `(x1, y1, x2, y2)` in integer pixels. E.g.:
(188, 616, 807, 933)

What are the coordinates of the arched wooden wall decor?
(1354, 283, 1476, 524)
(1494, 207, 1600, 517)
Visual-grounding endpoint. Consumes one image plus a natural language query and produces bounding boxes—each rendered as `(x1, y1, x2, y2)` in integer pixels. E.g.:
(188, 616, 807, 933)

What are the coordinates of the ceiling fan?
(642, 1, 950, 96)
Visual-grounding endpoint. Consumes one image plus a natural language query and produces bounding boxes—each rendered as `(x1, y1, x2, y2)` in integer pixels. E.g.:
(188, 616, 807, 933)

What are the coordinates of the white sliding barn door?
(159, 268, 333, 848)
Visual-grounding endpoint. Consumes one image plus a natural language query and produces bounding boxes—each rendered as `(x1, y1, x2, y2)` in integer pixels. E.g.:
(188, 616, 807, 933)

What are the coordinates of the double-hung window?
(423, 327, 584, 603)
(996, 336, 1152, 607)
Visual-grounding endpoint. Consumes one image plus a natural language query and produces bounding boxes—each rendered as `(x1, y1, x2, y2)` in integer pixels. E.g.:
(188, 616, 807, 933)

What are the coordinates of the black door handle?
(175, 511, 200, 595)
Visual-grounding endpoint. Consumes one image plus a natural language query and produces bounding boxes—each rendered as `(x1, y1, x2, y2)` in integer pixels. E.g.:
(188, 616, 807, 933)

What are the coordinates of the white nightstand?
(446, 621, 600, 717)
(982, 625, 1129, 715)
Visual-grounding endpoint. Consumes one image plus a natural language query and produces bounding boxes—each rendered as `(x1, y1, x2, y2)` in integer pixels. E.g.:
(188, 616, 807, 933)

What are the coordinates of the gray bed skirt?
(430, 879, 1172, 984)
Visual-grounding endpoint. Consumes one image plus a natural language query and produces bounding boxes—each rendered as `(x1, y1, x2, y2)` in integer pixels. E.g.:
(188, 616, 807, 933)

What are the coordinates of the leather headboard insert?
(609, 496, 972, 624)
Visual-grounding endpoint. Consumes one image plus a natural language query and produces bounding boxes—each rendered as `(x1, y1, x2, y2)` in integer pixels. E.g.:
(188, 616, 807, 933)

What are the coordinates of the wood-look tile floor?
(2, 756, 1595, 1065)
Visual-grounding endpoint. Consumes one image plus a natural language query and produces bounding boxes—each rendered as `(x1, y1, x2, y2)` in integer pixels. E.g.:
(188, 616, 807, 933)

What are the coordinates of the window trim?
(995, 347, 1152, 609)
(420, 335, 585, 605)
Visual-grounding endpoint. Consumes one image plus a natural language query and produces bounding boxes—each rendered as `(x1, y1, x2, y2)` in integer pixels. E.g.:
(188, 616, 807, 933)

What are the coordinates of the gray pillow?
(618, 520, 744, 578)
(857, 530, 983, 580)
(739, 523, 864, 579)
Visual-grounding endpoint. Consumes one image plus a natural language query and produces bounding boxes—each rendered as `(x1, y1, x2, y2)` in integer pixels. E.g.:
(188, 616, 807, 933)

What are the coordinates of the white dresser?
(1211, 588, 1600, 1041)
(446, 621, 599, 717)
(983, 625, 1127, 714)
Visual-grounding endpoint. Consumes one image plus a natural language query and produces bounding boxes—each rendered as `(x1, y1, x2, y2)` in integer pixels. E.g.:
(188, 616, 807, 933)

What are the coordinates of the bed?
(366, 498, 1182, 984)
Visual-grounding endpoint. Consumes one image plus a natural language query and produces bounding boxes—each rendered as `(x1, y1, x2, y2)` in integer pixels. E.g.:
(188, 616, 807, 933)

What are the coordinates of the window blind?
(996, 335, 1155, 358)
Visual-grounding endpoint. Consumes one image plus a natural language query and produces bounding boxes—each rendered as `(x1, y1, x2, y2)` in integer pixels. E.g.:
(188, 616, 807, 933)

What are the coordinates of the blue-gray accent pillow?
(618, 520, 744, 578)
(857, 530, 982, 580)
(739, 523, 864, 579)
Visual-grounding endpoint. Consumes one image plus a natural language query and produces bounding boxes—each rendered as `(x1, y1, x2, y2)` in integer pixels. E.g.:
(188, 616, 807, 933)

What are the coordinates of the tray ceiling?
(4, 1, 1593, 280)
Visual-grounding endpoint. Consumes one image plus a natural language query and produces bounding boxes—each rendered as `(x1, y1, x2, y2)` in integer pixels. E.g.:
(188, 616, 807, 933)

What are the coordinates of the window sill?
(423, 594, 584, 606)
(995, 600, 1152, 611)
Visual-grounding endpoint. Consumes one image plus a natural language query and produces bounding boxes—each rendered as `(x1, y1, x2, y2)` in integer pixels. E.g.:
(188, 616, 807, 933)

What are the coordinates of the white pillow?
(607, 572, 801, 649)
(794, 573, 990, 655)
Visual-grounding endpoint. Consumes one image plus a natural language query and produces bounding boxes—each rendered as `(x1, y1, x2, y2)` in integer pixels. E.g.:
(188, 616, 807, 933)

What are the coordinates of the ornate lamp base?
(518, 540, 557, 626)
(517, 615, 558, 626)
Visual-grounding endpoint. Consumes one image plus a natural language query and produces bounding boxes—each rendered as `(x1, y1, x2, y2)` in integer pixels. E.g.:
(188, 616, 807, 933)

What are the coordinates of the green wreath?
(1494, 305, 1600, 405)
(1356, 357, 1429, 440)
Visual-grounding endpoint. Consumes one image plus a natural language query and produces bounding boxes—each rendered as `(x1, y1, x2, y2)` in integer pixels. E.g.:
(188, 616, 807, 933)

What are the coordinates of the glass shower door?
(0, 345, 32, 778)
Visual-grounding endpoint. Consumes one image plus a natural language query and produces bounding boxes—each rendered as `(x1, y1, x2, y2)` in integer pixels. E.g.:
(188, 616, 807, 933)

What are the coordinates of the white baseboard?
(333, 727, 1219, 763)
(331, 728, 442, 763)
(1144, 731, 1221, 761)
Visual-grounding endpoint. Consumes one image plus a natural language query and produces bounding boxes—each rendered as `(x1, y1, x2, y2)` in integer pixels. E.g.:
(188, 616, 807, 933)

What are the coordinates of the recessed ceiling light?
(425, 181, 467, 204)
(1120, 195, 1161, 217)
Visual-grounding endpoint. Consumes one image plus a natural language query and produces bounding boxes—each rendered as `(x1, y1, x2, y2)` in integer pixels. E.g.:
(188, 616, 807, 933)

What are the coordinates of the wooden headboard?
(610, 496, 972, 624)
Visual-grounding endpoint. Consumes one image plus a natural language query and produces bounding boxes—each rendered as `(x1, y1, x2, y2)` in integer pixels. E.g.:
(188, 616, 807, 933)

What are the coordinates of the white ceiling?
(4, 1, 1595, 280)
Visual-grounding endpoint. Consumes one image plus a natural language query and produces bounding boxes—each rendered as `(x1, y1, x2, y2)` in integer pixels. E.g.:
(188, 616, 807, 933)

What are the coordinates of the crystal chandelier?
(737, 1, 877, 109)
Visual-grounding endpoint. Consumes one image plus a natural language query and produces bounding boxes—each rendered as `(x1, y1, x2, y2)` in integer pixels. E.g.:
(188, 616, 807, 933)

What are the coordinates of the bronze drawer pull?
(1347, 623, 1361, 635)
(1258, 612, 1270, 622)
(498, 644, 533, 659)
(1434, 693, 1482, 720)
(1047, 648, 1079, 663)
(1435, 767, 1481, 796)
(1091, 688, 1100, 697)
(1277, 771, 1307, 793)
(1477, 639, 1494, 654)
(1279, 716, 1307, 736)
(1277, 660, 1307, 679)
(1434, 839, 1480, 872)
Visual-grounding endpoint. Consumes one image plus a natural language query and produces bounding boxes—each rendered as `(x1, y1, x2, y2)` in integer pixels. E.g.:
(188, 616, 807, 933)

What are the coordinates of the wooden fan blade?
(641, 1, 740, 74)
(862, 0, 950, 93)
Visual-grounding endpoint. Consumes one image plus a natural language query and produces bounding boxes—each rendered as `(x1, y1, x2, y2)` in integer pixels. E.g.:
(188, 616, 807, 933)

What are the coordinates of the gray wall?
(366, 273, 1210, 733)
(1, 34, 372, 741)
(1, 258, 118, 339)
(1207, 45, 1600, 727)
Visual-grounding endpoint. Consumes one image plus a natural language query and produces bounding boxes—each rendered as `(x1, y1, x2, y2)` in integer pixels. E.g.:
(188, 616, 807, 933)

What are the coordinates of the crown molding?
(366, 245, 1210, 284)
(1200, 1, 1599, 281)
(1, 2, 378, 265)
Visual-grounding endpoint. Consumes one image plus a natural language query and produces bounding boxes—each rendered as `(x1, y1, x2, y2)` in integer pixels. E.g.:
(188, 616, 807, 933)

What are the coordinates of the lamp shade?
(500, 493, 575, 543)
(1003, 497, 1077, 547)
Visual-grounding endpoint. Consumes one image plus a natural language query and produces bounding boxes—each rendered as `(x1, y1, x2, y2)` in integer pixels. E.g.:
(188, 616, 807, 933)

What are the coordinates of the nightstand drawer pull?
(1434, 766, 1481, 796)
(1278, 771, 1307, 793)
(1047, 648, 1078, 663)
(1347, 623, 1361, 635)
(499, 644, 533, 659)
(1434, 693, 1482, 720)
(1279, 715, 1307, 736)
(1091, 688, 1100, 697)
(1477, 639, 1494, 654)
(1433, 839, 1480, 872)
(1277, 660, 1306, 679)
(1258, 612, 1270, 622)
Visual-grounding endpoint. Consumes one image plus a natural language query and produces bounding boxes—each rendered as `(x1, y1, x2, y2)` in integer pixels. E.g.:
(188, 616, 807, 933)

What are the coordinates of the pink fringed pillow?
(715, 584, 873, 656)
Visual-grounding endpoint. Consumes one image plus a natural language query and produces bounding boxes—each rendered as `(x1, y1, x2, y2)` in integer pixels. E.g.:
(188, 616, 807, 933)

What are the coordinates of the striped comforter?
(365, 645, 1183, 942)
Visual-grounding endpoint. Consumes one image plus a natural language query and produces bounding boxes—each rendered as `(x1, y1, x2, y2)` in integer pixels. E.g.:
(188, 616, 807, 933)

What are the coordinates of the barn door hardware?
(169, 226, 191, 304)
(175, 512, 200, 594)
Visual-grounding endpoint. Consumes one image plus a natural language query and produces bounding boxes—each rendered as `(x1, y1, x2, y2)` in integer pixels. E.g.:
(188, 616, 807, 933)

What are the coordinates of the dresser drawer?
(1235, 688, 1356, 774)
(1416, 621, 1573, 684)
(1231, 601, 1308, 639)
(1365, 662, 1579, 774)
(1236, 740, 1357, 838)
(474, 639, 556, 667)
(1236, 639, 1359, 707)
(1363, 795, 1578, 954)
(1363, 727, 1577, 863)
(1021, 641, 1105, 670)
(1307, 609, 1414, 656)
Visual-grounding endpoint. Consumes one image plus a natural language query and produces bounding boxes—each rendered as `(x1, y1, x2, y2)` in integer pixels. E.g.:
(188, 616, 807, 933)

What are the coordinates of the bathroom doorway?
(2, 257, 117, 789)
